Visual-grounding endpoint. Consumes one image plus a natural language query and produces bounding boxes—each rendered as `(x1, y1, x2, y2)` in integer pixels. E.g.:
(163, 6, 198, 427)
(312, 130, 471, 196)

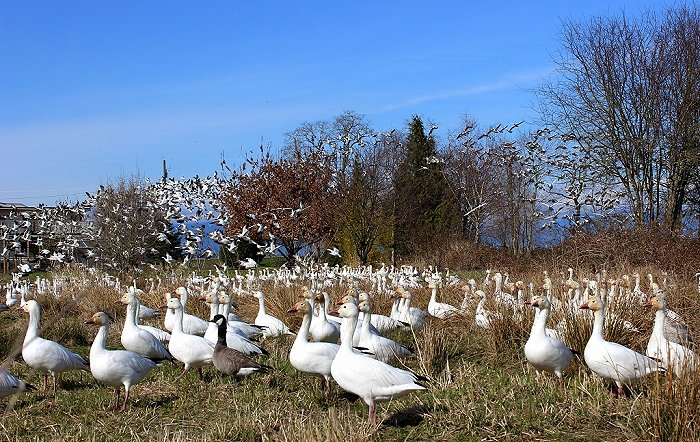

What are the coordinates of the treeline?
(223, 4, 699, 266)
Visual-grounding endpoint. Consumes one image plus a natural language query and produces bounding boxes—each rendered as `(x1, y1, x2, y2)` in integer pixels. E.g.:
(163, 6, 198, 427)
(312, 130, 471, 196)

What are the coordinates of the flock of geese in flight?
(1, 266, 700, 421)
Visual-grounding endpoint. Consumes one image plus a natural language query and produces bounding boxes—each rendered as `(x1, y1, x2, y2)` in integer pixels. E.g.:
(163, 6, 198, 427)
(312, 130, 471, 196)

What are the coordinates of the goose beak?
(524, 300, 531, 305)
(287, 306, 298, 313)
(531, 301, 539, 308)
(84, 318, 95, 324)
(579, 303, 589, 309)
(329, 307, 340, 315)
(643, 299, 653, 308)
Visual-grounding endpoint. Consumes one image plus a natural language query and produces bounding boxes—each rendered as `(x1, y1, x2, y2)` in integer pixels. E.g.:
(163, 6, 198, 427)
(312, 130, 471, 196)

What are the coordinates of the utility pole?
(162, 159, 168, 181)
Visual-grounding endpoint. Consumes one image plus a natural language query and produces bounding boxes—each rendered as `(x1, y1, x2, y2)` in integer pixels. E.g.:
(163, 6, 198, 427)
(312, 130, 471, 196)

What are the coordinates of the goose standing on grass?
(0, 368, 35, 399)
(331, 302, 427, 423)
(427, 281, 459, 319)
(218, 293, 266, 340)
(357, 300, 413, 363)
(579, 294, 664, 396)
(202, 292, 268, 356)
(253, 291, 295, 338)
(357, 292, 408, 333)
(209, 315, 270, 378)
(644, 295, 697, 374)
(287, 300, 339, 390)
(308, 292, 340, 343)
(21, 300, 89, 392)
(395, 287, 426, 330)
(165, 297, 214, 382)
(162, 288, 208, 336)
(118, 291, 174, 361)
(524, 295, 576, 387)
(84, 312, 159, 412)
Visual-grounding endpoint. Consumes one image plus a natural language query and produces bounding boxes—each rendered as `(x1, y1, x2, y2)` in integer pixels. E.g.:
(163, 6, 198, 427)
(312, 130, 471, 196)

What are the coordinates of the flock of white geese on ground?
(1, 266, 700, 421)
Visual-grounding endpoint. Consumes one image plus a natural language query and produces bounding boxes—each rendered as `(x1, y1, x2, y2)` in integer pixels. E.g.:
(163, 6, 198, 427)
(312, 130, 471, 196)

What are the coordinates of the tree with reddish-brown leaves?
(222, 148, 337, 263)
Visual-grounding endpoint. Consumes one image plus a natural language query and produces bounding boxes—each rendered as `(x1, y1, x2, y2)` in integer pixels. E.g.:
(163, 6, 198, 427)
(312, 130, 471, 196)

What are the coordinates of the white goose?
(202, 292, 267, 357)
(21, 300, 89, 391)
(0, 367, 34, 398)
(524, 295, 576, 387)
(287, 300, 339, 390)
(253, 291, 295, 338)
(165, 297, 214, 381)
(85, 312, 159, 412)
(330, 302, 427, 423)
(119, 291, 174, 361)
(308, 292, 340, 343)
(357, 292, 407, 333)
(645, 294, 697, 374)
(580, 294, 664, 396)
(427, 281, 459, 319)
(357, 300, 413, 363)
(163, 288, 208, 336)
(134, 298, 171, 343)
(218, 293, 266, 340)
(394, 288, 426, 330)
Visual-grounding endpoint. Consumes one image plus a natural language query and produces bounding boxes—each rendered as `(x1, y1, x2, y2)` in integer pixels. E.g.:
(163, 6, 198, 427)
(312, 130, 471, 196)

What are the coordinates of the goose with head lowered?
(165, 297, 214, 382)
(0, 367, 35, 399)
(524, 295, 576, 387)
(85, 312, 160, 412)
(21, 300, 89, 392)
(331, 301, 427, 423)
(209, 315, 271, 378)
(580, 293, 664, 396)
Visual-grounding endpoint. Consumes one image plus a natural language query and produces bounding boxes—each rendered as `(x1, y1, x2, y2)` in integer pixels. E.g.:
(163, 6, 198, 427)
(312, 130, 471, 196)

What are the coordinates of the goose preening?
(209, 315, 270, 378)
(21, 300, 90, 391)
(118, 291, 174, 361)
(579, 294, 664, 396)
(0, 367, 35, 399)
(85, 312, 160, 412)
(524, 295, 576, 387)
(330, 302, 427, 423)
(287, 300, 339, 390)
(357, 300, 413, 363)
(427, 281, 459, 319)
(644, 295, 697, 374)
(165, 297, 214, 382)
(253, 291, 295, 338)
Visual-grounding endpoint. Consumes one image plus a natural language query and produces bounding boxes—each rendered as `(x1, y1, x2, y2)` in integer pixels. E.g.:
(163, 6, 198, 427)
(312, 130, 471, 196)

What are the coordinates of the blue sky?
(0, 1, 676, 205)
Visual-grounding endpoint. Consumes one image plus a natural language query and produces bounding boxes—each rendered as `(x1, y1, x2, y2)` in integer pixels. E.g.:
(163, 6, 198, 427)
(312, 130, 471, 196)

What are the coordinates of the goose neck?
(295, 311, 312, 345)
(172, 308, 185, 334)
(125, 302, 138, 328)
(590, 309, 605, 341)
(91, 323, 109, 357)
(24, 309, 41, 343)
(257, 296, 266, 315)
(340, 315, 358, 350)
(652, 309, 666, 337)
(531, 307, 549, 336)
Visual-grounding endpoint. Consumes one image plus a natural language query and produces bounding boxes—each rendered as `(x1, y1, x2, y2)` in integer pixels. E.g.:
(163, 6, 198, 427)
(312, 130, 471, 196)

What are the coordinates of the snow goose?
(252, 291, 295, 338)
(644, 295, 697, 374)
(162, 288, 208, 336)
(21, 300, 89, 391)
(218, 293, 266, 340)
(649, 283, 693, 348)
(357, 300, 413, 363)
(427, 281, 459, 319)
(84, 312, 159, 412)
(118, 291, 173, 361)
(308, 293, 340, 343)
(164, 287, 209, 336)
(330, 302, 427, 422)
(202, 292, 267, 356)
(394, 288, 426, 330)
(134, 298, 171, 343)
(126, 286, 160, 320)
(165, 297, 214, 381)
(357, 292, 408, 333)
(579, 294, 664, 396)
(210, 315, 270, 378)
(0, 367, 35, 399)
(524, 295, 576, 387)
(287, 300, 339, 389)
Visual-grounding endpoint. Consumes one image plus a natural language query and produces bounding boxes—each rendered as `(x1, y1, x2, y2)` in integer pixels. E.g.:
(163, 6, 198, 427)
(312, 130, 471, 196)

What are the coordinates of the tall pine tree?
(393, 115, 460, 258)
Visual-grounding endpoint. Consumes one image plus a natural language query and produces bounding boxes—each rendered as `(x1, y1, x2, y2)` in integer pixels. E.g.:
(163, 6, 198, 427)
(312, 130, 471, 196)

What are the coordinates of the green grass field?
(1, 267, 698, 441)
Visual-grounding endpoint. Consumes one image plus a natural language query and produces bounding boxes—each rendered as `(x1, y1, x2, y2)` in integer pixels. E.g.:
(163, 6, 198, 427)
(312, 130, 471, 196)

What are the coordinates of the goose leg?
(119, 387, 129, 412)
(197, 367, 203, 380)
(174, 367, 190, 382)
(114, 388, 121, 411)
(368, 403, 376, 423)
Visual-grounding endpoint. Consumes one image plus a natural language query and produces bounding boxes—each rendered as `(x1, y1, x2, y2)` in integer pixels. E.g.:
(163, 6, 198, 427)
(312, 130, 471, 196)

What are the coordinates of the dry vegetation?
(1, 232, 699, 441)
